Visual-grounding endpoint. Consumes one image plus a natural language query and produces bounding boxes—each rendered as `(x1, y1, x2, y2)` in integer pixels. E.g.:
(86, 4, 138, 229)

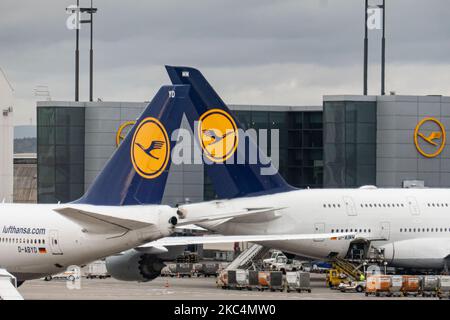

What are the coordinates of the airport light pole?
(75, 0, 80, 101)
(363, 0, 368, 96)
(80, 1, 97, 102)
(380, 0, 386, 96)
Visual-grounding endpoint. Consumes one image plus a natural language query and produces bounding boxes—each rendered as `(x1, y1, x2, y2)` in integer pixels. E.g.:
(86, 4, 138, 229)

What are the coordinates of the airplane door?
(314, 223, 326, 242)
(406, 196, 420, 215)
(49, 230, 63, 255)
(343, 196, 357, 216)
(380, 222, 390, 240)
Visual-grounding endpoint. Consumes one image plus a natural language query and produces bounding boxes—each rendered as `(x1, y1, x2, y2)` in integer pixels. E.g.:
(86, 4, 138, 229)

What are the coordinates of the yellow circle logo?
(414, 117, 446, 158)
(116, 121, 136, 147)
(198, 109, 239, 163)
(131, 117, 170, 179)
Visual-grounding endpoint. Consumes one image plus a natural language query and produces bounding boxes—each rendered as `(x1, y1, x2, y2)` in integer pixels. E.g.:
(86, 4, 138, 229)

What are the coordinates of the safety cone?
(165, 279, 170, 288)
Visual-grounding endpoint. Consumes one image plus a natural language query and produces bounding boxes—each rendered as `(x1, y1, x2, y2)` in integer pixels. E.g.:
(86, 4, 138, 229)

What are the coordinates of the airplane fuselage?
(186, 187, 450, 270)
(0, 203, 175, 281)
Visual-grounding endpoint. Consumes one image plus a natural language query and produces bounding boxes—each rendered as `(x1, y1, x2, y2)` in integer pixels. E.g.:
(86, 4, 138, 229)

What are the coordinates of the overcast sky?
(1, 0, 450, 125)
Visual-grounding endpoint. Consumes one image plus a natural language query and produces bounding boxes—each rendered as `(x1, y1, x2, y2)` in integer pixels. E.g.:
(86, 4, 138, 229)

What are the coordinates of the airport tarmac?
(18, 273, 434, 300)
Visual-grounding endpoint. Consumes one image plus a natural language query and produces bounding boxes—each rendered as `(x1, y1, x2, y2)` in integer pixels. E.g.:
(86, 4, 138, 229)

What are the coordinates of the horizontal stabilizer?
(54, 206, 154, 234)
(176, 207, 284, 227)
(140, 232, 355, 247)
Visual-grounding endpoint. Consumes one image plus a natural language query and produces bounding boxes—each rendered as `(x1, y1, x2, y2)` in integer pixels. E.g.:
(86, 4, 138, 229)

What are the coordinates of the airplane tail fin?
(166, 66, 295, 199)
(74, 85, 190, 206)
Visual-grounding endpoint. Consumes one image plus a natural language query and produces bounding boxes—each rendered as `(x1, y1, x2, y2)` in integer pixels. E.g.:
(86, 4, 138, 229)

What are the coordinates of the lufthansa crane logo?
(198, 109, 239, 163)
(414, 117, 446, 158)
(131, 117, 170, 179)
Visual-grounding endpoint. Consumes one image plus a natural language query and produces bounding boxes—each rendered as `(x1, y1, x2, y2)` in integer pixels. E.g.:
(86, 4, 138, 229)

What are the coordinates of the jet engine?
(380, 238, 450, 270)
(105, 249, 166, 282)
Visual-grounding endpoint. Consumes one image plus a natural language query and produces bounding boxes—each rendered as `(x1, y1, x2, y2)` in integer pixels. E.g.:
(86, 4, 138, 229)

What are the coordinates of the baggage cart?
(257, 271, 270, 291)
(228, 270, 237, 289)
(269, 271, 284, 292)
(365, 275, 391, 297)
(438, 275, 450, 299)
(388, 275, 403, 297)
(421, 275, 439, 297)
(402, 275, 420, 297)
(236, 269, 248, 290)
(85, 260, 109, 279)
(247, 270, 259, 291)
(286, 271, 311, 293)
(195, 263, 219, 277)
(176, 263, 193, 277)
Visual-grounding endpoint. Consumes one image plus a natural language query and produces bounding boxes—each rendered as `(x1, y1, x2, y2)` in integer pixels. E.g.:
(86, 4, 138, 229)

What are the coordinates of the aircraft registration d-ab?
(0, 85, 345, 300)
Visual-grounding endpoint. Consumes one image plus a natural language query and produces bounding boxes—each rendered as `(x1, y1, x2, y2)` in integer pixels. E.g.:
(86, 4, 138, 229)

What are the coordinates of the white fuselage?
(0, 203, 175, 281)
(184, 188, 450, 269)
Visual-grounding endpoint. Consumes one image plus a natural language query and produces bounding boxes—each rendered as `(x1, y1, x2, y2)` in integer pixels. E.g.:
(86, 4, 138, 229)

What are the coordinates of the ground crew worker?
(360, 273, 365, 281)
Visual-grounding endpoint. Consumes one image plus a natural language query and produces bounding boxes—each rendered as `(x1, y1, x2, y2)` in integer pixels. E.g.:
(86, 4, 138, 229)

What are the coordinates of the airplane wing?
(0, 269, 23, 300)
(139, 232, 355, 248)
(54, 207, 152, 234)
(176, 207, 285, 226)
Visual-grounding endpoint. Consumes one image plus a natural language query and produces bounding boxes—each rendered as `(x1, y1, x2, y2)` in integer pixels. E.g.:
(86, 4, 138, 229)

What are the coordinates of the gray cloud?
(0, 0, 449, 124)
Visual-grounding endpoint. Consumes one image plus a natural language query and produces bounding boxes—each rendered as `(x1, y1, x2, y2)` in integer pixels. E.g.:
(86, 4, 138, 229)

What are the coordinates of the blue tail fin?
(166, 66, 295, 199)
(74, 85, 190, 206)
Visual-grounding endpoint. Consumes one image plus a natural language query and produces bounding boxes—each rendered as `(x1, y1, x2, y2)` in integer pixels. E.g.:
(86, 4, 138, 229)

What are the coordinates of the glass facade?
(323, 101, 376, 188)
(204, 110, 324, 200)
(37, 107, 85, 203)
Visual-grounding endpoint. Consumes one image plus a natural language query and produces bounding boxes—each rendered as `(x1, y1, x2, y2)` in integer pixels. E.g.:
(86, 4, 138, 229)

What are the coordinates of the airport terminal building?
(35, 94, 450, 205)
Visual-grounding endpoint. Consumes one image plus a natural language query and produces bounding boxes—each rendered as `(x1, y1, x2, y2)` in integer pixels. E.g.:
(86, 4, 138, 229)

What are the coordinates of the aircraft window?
(323, 204, 326, 208)
(409, 228, 412, 232)
(446, 204, 449, 207)
(331, 229, 334, 233)
(417, 228, 420, 232)
(431, 228, 434, 232)
(401, 204, 404, 207)
(359, 229, 362, 232)
(387, 204, 390, 207)
(440, 228, 443, 232)
(333, 204, 336, 208)
(437, 204, 440, 207)
(422, 228, 425, 232)
(369, 204, 373, 207)
(400, 228, 403, 232)
(368, 229, 371, 232)
(365, 204, 368, 207)
(413, 228, 416, 232)
(328, 204, 331, 208)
